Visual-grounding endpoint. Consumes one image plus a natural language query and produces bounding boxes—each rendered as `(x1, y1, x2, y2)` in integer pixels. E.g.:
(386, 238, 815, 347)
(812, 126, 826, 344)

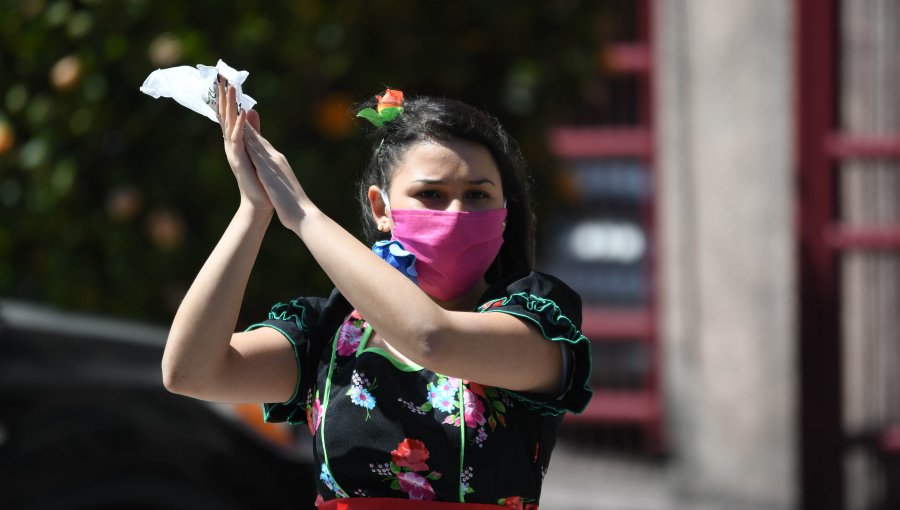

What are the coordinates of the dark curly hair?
(356, 94, 535, 283)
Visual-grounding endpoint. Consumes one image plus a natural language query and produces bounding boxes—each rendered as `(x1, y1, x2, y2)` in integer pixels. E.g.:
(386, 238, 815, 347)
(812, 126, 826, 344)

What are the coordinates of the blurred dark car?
(0, 299, 316, 510)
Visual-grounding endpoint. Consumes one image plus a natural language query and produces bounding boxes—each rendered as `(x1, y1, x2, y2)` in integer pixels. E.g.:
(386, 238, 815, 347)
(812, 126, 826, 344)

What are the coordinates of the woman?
(162, 80, 592, 509)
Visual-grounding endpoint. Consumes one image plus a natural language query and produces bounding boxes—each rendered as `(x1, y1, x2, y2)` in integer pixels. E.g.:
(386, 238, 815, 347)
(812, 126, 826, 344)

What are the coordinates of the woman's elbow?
(161, 362, 215, 398)
(160, 343, 205, 397)
(410, 322, 448, 366)
(161, 354, 189, 395)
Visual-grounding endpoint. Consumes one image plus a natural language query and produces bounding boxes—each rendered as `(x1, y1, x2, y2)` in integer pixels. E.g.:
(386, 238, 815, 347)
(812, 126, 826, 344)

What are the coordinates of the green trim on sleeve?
(477, 292, 588, 345)
(477, 292, 593, 417)
(267, 298, 311, 327)
(245, 322, 304, 423)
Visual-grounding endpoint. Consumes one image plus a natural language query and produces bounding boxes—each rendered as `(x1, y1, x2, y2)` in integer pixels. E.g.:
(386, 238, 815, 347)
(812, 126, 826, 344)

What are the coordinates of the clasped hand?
(216, 75, 310, 233)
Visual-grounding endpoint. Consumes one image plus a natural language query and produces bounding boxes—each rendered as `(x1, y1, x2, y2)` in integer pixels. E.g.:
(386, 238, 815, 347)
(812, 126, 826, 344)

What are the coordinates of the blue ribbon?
(372, 239, 419, 284)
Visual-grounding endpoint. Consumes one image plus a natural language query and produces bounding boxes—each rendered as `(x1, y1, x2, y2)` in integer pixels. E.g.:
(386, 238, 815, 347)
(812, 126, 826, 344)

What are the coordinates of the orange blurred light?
(50, 55, 83, 90)
(148, 33, 183, 67)
(553, 169, 580, 205)
(0, 122, 14, 154)
(106, 185, 143, 222)
(315, 93, 355, 139)
(146, 208, 185, 251)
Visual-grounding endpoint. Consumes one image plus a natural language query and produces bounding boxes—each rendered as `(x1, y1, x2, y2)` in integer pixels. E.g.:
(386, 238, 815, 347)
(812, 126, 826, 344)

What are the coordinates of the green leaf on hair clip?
(357, 107, 384, 127)
(379, 106, 403, 122)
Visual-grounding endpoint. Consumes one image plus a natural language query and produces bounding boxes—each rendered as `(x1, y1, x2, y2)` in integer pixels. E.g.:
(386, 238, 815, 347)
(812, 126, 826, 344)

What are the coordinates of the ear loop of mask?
(380, 189, 392, 217)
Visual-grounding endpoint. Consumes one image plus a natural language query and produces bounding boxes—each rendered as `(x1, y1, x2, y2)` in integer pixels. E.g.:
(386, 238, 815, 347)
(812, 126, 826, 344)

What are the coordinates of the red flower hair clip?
(357, 88, 404, 128)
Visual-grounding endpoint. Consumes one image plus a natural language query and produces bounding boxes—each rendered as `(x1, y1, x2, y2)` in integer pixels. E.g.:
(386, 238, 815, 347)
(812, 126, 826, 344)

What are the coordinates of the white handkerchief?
(139, 59, 257, 123)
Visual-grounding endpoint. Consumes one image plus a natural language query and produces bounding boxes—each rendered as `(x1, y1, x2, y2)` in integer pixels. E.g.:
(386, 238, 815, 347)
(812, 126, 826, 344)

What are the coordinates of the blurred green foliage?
(0, 0, 629, 326)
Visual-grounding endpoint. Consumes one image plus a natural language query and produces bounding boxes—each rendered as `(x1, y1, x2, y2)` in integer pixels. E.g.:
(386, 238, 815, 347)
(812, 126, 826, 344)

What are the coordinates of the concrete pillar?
(655, 1, 797, 508)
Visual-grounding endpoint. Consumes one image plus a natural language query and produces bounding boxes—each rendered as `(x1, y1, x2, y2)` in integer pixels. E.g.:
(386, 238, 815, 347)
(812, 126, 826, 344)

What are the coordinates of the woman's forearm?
(242, 128, 561, 392)
(294, 207, 446, 360)
(243, 126, 449, 363)
(234, 97, 570, 391)
(162, 202, 272, 395)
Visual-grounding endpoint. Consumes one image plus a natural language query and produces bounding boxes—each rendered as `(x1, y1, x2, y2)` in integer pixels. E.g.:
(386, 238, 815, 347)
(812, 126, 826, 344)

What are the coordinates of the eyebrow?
(412, 178, 496, 186)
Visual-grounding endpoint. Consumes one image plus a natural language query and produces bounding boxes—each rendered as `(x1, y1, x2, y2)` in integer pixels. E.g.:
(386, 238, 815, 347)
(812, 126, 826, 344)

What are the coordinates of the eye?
(416, 189, 442, 199)
(466, 190, 490, 200)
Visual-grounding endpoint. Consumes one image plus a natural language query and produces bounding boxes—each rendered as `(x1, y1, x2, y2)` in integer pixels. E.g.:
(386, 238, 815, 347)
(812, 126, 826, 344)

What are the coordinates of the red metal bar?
(549, 127, 652, 158)
(603, 43, 652, 74)
(881, 426, 900, 454)
(581, 307, 653, 340)
(553, 0, 664, 455)
(796, 0, 842, 507)
(636, 0, 654, 129)
(825, 226, 900, 250)
(825, 133, 900, 159)
(636, 0, 663, 455)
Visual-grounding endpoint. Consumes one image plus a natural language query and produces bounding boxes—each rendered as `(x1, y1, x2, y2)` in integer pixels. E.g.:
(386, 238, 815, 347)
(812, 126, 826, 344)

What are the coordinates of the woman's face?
(372, 139, 504, 224)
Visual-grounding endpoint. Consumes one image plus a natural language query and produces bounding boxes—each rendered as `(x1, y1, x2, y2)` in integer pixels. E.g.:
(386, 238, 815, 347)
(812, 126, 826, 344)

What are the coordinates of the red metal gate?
(548, 0, 663, 453)
(797, 0, 900, 508)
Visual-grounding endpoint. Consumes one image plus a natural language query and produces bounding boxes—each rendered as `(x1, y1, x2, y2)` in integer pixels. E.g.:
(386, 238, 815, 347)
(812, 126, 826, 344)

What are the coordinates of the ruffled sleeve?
(244, 292, 343, 424)
(477, 271, 593, 416)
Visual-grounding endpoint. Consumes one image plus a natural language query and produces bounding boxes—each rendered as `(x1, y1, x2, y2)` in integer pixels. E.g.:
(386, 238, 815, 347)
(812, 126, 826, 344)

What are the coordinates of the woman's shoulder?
(480, 271, 582, 314)
(258, 287, 353, 333)
(477, 271, 592, 416)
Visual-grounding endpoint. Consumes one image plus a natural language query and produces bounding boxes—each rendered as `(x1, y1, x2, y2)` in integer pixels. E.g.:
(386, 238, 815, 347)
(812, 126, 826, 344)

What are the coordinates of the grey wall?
(655, 1, 797, 508)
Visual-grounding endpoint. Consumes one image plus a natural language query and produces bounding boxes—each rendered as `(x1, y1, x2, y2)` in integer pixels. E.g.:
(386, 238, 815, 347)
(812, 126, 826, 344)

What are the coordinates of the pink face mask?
(383, 191, 506, 301)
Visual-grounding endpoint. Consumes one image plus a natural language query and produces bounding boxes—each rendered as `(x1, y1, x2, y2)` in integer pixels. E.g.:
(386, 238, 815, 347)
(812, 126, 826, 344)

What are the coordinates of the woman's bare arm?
(243, 127, 562, 394)
(162, 79, 298, 403)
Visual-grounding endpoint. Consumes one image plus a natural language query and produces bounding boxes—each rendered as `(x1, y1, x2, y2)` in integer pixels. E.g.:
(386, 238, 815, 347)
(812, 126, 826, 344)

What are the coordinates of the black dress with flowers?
(248, 271, 592, 508)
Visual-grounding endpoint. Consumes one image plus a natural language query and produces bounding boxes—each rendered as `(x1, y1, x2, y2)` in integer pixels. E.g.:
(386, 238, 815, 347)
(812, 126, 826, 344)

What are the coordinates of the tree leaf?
(488, 415, 497, 431)
(426, 471, 442, 480)
(493, 401, 506, 413)
(389, 461, 401, 474)
(420, 402, 433, 412)
(390, 479, 401, 491)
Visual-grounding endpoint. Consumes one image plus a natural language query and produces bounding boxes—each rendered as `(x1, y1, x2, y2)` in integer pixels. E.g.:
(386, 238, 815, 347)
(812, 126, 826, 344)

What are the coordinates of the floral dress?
(247, 271, 592, 508)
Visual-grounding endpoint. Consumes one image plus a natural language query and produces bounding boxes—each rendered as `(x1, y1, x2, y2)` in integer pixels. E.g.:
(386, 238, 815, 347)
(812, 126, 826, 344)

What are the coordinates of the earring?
(377, 221, 390, 232)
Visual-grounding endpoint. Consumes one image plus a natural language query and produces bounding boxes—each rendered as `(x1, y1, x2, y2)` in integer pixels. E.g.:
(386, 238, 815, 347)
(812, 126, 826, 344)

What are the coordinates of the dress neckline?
(355, 323, 424, 372)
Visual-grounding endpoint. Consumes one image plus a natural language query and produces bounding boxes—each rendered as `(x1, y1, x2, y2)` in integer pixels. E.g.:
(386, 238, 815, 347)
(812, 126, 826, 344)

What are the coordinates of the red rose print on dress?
(372, 438, 442, 500)
(498, 496, 539, 509)
(391, 438, 430, 471)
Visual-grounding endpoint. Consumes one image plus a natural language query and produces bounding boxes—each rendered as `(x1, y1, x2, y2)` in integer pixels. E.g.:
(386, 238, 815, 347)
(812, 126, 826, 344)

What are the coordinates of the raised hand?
(241, 122, 311, 233)
(216, 75, 272, 214)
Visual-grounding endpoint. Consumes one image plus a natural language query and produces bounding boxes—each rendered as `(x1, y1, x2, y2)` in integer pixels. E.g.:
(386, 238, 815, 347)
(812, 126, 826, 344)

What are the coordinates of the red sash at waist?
(317, 498, 518, 510)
